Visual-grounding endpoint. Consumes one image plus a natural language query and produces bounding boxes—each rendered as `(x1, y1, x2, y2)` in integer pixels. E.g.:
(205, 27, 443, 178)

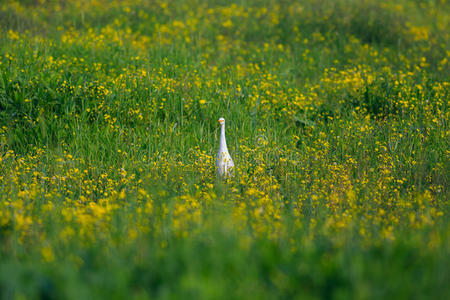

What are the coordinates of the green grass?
(0, 0, 449, 299)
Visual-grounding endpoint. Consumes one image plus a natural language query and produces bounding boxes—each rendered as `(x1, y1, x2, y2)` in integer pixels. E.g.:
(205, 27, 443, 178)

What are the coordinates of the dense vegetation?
(0, 0, 449, 298)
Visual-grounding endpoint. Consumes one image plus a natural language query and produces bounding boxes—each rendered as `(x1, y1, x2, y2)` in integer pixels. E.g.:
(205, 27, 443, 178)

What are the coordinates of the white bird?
(216, 117, 234, 177)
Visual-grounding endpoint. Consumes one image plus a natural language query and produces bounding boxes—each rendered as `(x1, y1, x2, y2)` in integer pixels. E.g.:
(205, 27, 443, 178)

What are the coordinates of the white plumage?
(216, 117, 234, 177)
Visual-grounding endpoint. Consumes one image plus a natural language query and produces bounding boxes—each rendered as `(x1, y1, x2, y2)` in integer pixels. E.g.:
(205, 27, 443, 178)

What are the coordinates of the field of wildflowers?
(0, 0, 449, 298)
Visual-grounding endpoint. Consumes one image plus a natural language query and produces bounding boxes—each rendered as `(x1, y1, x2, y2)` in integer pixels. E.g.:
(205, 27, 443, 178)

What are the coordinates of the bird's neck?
(219, 124, 228, 152)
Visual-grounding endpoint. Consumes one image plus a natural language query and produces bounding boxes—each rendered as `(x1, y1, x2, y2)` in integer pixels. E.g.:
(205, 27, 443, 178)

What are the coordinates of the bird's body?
(216, 118, 234, 177)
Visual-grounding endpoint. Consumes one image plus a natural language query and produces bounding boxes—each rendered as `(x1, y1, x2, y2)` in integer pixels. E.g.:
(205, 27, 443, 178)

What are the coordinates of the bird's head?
(218, 118, 225, 125)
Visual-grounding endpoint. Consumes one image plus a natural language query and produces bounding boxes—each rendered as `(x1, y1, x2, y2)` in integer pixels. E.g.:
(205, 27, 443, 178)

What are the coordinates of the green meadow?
(0, 0, 449, 299)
